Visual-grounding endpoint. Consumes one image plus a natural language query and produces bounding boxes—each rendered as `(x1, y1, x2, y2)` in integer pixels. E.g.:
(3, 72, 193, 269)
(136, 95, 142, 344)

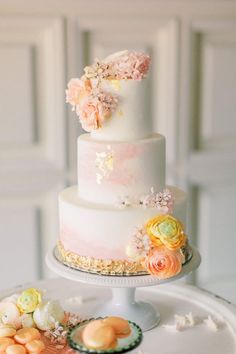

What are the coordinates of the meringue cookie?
(33, 301, 64, 331)
(20, 314, 35, 328)
(0, 303, 21, 329)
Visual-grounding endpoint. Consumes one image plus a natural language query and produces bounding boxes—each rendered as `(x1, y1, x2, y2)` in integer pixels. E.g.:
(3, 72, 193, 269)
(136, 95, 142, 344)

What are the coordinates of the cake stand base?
(93, 287, 160, 331)
(46, 247, 201, 332)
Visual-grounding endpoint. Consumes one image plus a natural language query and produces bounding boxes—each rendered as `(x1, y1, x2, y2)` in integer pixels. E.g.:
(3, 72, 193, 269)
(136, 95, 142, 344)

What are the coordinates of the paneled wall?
(0, 0, 236, 302)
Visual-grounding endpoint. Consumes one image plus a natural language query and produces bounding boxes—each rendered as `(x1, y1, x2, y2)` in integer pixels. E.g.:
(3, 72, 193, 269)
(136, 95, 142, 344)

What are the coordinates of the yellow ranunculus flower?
(146, 215, 186, 251)
(17, 288, 42, 314)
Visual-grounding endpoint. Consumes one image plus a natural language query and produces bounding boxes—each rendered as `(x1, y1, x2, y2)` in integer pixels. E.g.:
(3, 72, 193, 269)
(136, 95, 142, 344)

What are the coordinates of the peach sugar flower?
(66, 78, 92, 110)
(66, 76, 118, 132)
(143, 248, 183, 279)
(76, 90, 118, 132)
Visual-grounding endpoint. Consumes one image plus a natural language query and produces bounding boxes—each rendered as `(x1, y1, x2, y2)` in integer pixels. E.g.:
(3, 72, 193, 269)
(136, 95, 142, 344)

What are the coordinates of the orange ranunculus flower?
(143, 248, 183, 279)
(146, 215, 186, 251)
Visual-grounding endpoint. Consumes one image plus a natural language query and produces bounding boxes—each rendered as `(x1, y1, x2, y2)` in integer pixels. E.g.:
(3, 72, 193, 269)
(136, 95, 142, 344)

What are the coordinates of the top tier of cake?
(66, 50, 152, 142)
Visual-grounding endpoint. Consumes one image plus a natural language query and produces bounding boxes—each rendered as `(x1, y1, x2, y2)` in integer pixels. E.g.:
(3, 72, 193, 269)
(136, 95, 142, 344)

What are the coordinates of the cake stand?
(46, 247, 201, 332)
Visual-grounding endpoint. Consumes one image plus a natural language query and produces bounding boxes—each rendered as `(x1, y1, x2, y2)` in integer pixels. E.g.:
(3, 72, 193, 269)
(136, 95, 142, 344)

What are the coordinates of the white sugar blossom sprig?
(115, 195, 133, 209)
(84, 59, 111, 80)
(44, 312, 82, 348)
(115, 188, 174, 213)
(126, 227, 152, 261)
(44, 322, 68, 348)
(140, 188, 174, 213)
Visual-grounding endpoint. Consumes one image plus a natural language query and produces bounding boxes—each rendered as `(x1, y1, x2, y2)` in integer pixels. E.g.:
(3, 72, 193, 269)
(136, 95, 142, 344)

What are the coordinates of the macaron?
(0, 325, 17, 338)
(25, 339, 45, 353)
(82, 320, 117, 350)
(103, 316, 131, 338)
(14, 328, 40, 344)
(6, 344, 26, 354)
(0, 337, 15, 353)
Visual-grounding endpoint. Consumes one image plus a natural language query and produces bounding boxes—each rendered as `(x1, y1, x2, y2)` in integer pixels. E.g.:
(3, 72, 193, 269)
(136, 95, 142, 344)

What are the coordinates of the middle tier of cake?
(77, 133, 166, 205)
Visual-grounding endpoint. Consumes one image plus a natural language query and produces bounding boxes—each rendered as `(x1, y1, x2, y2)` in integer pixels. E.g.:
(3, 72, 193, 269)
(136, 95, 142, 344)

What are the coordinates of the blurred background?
(0, 0, 236, 303)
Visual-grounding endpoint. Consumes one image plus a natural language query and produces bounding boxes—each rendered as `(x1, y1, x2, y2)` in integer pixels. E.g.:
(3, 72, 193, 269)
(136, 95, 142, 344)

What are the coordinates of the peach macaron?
(14, 328, 41, 345)
(103, 317, 131, 338)
(6, 344, 26, 354)
(25, 339, 45, 353)
(0, 337, 15, 353)
(82, 320, 117, 350)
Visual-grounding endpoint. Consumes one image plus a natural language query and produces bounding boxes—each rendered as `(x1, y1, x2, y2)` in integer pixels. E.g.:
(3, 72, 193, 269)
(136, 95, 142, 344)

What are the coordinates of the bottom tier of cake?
(58, 185, 190, 276)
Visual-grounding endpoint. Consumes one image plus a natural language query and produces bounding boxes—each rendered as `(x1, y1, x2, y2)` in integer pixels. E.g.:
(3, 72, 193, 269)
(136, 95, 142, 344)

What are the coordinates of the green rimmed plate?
(67, 317, 143, 353)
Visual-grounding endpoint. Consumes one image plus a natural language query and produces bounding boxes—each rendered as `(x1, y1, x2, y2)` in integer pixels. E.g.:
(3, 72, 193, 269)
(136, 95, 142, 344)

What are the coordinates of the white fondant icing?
(90, 79, 151, 141)
(59, 186, 187, 260)
(77, 134, 166, 205)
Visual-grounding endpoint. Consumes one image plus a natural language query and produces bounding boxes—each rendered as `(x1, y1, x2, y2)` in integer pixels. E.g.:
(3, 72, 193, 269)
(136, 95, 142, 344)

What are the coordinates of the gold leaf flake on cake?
(110, 79, 121, 91)
(117, 109, 124, 117)
(95, 145, 114, 184)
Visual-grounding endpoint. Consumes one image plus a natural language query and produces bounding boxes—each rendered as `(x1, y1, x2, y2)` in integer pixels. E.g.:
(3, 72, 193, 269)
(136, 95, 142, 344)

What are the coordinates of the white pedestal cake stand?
(46, 247, 201, 332)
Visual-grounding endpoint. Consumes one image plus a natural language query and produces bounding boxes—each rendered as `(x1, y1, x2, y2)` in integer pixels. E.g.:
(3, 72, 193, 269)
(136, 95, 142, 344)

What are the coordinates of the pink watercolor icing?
(60, 224, 127, 260)
(79, 141, 143, 186)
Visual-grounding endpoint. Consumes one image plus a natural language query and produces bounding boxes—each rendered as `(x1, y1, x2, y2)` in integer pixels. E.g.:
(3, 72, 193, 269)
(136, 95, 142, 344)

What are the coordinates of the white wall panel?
(197, 185, 236, 283)
(0, 206, 40, 290)
(0, 16, 66, 284)
(0, 16, 66, 167)
(188, 20, 236, 301)
(200, 35, 236, 150)
(0, 45, 35, 146)
(197, 185, 236, 302)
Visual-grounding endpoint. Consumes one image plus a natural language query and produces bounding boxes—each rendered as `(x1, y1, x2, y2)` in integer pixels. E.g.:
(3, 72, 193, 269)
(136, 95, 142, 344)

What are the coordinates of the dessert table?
(1, 278, 236, 354)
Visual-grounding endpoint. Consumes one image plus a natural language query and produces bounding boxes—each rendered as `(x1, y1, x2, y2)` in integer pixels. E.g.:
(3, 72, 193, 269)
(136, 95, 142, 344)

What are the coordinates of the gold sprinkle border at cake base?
(56, 242, 193, 276)
(56, 242, 147, 275)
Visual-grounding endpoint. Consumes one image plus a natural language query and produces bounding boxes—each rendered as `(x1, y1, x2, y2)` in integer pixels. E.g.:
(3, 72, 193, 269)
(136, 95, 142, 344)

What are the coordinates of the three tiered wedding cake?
(57, 50, 192, 278)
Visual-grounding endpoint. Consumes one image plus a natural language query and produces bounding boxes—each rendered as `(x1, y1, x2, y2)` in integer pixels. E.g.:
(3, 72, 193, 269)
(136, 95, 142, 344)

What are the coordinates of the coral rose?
(66, 78, 92, 109)
(143, 248, 183, 279)
(146, 215, 186, 251)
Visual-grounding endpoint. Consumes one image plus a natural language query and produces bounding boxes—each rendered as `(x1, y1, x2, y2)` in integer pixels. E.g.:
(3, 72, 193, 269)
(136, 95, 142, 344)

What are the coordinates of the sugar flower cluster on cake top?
(66, 50, 151, 132)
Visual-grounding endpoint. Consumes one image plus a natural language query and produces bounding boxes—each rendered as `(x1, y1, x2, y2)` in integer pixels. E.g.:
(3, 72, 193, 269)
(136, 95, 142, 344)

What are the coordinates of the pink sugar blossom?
(83, 51, 151, 81)
(109, 51, 151, 80)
